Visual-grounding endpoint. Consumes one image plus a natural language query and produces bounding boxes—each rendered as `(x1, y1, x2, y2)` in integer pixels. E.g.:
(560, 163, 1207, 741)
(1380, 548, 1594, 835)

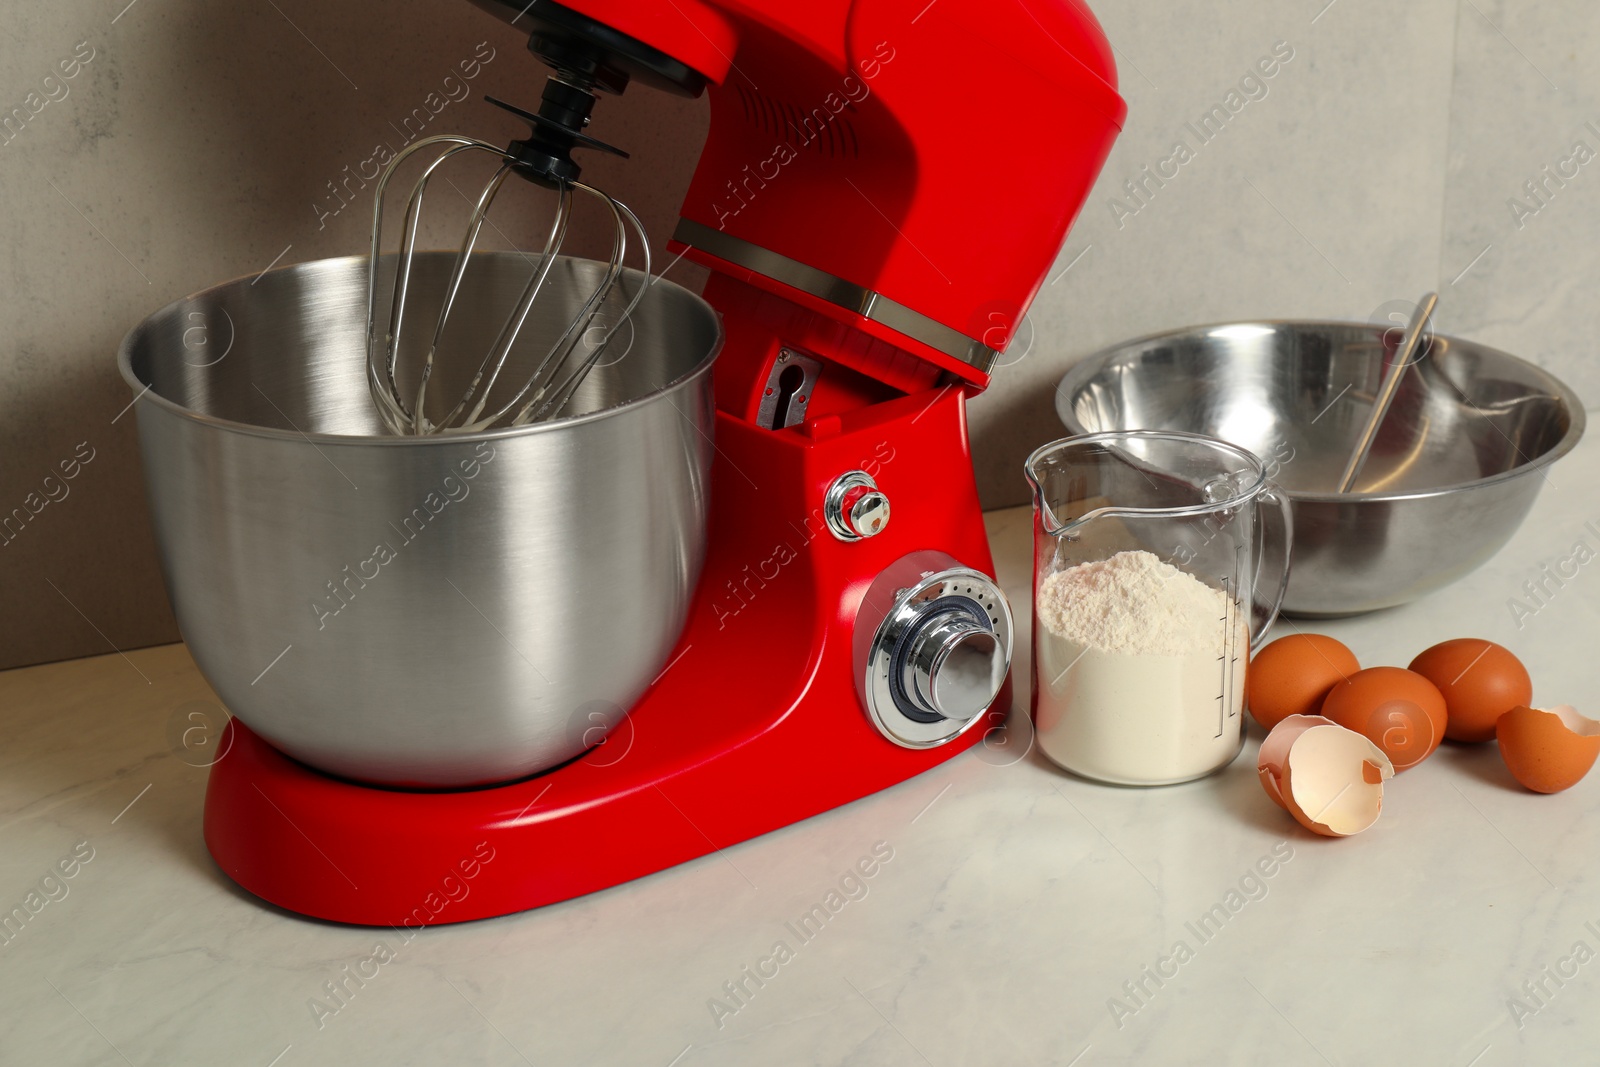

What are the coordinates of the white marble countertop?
(3, 431, 1598, 1067)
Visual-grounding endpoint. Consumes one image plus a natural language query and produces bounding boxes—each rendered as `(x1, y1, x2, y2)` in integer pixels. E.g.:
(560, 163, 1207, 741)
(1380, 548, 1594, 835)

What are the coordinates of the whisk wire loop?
(365, 133, 650, 435)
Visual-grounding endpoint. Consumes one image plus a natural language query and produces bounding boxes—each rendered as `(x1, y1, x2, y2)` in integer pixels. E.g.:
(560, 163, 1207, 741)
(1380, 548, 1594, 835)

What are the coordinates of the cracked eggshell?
(1257, 714, 1327, 809)
(1258, 714, 1395, 836)
(1496, 705, 1600, 794)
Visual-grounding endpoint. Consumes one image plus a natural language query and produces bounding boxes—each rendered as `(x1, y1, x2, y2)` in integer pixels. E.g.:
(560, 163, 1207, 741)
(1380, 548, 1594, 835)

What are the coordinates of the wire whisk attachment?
(364, 90, 650, 435)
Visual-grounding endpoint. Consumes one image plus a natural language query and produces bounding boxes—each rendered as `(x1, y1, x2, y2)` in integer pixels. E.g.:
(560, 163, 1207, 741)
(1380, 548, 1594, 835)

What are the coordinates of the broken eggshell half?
(1258, 714, 1396, 836)
(1496, 705, 1600, 794)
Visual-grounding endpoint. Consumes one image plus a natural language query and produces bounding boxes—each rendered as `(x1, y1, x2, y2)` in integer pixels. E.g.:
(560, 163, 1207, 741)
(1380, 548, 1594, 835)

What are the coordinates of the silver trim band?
(673, 219, 1000, 375)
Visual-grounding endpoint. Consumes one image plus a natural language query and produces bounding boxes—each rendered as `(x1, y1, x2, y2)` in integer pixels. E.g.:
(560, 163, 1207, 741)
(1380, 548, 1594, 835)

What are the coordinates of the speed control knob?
(854, 551, 1014, 748)
(904, 611, 1007, 722)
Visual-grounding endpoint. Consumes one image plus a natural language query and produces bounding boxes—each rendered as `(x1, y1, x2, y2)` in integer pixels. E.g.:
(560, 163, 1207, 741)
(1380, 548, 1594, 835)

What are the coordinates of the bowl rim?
(1055, 317, 1588, 503)
(115, 251, 725, 447)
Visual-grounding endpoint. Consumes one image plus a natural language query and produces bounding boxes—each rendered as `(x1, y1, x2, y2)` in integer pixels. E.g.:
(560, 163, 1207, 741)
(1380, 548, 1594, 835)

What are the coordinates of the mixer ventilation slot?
(734, 84, 860, 159)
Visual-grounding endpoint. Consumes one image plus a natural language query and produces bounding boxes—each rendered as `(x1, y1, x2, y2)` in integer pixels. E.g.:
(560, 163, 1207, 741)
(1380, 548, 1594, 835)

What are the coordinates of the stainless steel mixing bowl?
(1056, 321, 1585, 616)
(120, 253, 722, 786)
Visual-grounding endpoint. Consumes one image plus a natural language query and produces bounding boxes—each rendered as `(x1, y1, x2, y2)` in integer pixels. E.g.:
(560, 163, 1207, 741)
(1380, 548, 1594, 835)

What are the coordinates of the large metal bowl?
(1056, 321, 1585, 616)
(120, 252, 722, 787)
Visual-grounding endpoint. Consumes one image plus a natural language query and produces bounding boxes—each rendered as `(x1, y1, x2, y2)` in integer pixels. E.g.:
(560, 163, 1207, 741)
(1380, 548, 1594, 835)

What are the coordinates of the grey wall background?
(1, 0, 1595, 670)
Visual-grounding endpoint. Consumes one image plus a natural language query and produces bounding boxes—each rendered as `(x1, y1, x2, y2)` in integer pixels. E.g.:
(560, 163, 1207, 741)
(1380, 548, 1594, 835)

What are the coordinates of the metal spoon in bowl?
(1337, 291, 1439, 493)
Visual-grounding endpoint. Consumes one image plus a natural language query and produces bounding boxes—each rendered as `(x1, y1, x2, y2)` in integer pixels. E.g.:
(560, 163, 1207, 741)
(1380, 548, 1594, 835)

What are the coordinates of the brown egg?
(1496, 705, 1600, 793)
(1409, 639, 1533, 743)
(1247, 633, 1360, 731)
(1320, 666, 1448, 771)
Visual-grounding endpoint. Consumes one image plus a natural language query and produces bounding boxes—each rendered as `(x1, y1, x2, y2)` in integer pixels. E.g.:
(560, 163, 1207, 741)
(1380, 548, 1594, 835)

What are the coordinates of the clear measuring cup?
(1024, 431, 1293, 785)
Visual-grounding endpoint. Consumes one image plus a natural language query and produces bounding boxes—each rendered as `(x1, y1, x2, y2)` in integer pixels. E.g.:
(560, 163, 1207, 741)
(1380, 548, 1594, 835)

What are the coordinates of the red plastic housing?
(661, 0, 1126, 360)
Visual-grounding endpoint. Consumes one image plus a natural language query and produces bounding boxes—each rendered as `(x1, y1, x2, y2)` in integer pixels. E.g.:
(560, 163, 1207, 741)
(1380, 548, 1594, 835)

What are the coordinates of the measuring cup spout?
(1023, 446, 1058, 534)
(1024, 438, 1094, 537)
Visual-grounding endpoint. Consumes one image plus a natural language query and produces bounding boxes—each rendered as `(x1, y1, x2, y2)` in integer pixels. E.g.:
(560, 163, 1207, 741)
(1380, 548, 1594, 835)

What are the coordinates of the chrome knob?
(825, 470, 890, 541)
(854, 552, 1014, 749)
(904, 612, 1006, 721)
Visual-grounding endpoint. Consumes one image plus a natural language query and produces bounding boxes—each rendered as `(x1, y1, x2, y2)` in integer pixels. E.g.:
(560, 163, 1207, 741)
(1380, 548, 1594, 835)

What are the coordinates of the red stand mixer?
(201, 0, 1124, 924)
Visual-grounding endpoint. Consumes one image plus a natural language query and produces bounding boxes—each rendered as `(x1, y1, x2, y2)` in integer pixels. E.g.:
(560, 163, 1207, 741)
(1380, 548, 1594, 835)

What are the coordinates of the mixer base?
(203, 691, 1004, 925)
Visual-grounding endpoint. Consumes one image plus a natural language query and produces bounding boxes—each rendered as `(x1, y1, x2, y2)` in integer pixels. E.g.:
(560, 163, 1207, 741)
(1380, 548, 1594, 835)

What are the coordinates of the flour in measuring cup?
(1034, 550, 1247, 784)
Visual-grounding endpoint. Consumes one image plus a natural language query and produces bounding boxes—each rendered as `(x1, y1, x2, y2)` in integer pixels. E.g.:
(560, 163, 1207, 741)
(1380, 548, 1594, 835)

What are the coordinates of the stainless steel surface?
(1057, 320, 1586, 616)
(672, 219, 1002, 373)
(366, 134, 650, 434)
(119, 252, 722, 787)
(854, 551, 1013, 748)
(824, 470, 890, 541)
(1338, 293, 1438, 492)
